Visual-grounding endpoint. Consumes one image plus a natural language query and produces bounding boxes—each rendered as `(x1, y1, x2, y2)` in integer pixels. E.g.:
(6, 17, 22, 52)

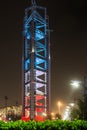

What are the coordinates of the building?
(22, 0, 51, 121)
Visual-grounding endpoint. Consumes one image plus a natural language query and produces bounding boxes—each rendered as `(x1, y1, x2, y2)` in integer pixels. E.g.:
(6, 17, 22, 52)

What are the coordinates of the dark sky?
(0, 0, 87, 112)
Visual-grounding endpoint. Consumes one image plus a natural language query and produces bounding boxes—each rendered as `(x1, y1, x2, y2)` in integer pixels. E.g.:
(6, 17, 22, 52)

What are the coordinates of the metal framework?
(22, 0, 50, 121)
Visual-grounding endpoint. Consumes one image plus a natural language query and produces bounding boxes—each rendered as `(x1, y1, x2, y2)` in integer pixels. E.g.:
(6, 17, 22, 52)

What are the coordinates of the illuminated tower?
(22, 0, 50, 120)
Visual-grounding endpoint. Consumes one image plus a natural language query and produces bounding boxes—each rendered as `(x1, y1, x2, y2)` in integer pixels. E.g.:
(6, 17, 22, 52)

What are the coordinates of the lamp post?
(4, 96, 8, 117)
(42, 112, 47, 121)
(70, 80, 81, 89)
(70, 80, 84, 119)
(57, 101, 62, 115)
(70, 80, 82, 102)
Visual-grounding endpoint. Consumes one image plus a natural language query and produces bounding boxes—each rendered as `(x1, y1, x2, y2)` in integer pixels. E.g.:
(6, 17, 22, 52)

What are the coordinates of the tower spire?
(31, 0, 36, 6)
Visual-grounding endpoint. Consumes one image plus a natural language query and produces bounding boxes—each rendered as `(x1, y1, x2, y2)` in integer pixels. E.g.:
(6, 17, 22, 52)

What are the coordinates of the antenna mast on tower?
(31, 0, 36, 6)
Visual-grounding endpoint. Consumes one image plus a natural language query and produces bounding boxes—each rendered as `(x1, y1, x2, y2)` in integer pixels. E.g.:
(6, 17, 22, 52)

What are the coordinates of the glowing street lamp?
(42, 112, 47, 117)
(42, 112, 47, 121)
(70, 80, 82, 103)
(70, 103, 74, 107)
(57, 101, 62, 115)
(51, 112, 54, 116)
(70, 80, 81, 89)
(51, 112, 55, 120)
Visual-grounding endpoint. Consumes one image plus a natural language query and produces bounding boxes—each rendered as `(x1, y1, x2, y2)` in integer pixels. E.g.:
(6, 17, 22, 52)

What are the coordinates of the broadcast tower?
(22, 0, 51, 121)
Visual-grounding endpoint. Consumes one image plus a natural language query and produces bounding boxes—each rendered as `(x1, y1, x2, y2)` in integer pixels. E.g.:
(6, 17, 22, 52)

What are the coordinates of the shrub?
(0, 119, 87, 130)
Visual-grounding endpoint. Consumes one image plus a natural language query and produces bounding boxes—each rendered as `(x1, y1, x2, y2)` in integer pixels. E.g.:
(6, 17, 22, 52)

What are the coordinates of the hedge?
(0, 120, 87, 130)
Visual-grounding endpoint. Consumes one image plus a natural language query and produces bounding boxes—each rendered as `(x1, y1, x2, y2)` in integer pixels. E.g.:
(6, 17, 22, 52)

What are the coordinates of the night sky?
(0, 0, 87, 113)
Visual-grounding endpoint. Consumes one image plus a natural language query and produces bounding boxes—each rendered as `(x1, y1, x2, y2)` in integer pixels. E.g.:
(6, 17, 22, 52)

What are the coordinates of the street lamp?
(51, 112, 55, 120)
(70, 80, 82, 103)
(70, 80, 81, 89)
(69, 103, 74, 107)
(4, 96, 8, 117)
(70, 80, 82, 101)
(70, 80, 85, 120)
(42, 112, 47, 121)
(57, 101, 62, 115)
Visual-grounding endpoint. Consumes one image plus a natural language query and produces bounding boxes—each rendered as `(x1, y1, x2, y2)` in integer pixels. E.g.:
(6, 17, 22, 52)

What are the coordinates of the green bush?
(0, 120, 87, 130)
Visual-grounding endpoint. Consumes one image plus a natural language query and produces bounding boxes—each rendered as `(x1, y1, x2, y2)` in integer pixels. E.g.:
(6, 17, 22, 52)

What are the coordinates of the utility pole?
(4, 96, 8, 117)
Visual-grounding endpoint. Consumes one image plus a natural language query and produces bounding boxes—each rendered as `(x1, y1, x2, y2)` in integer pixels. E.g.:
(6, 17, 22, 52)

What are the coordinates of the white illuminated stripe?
(25, 84, 30, 96)
(35, 70, 47, 82)
(36, 90, 44, 95)
(36, 70, 44, 76)
(36, 77, 44, 82)
(32, 47, 35, 53)
(36, 83, 44, 88)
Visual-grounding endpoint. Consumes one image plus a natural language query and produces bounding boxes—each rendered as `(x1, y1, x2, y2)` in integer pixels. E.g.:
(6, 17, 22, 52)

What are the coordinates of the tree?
(55, 113, 62, 120)
(70, 107, 80, 120)
(84, 95, 87, 119)
(4, 96, 8, 116)
(46, 113, 52, 120)
(70, 95, 87, 120)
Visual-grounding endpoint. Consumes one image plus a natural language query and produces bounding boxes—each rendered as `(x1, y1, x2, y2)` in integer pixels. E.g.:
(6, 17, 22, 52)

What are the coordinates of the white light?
(66, 108, 70, 112)
(70, 80, 81, 89)
(42, 113, 47, 117)
(32, 47, 34, 53)
(70, 103, 74, 107)
(66, 106, 70, 109)
(8, 117, 11, 121)
(63, 111, 70, 120)
(49, 55, 50, 60)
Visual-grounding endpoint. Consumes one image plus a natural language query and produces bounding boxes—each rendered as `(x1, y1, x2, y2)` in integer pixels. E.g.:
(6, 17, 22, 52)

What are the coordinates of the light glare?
(70, 80, 81, 88)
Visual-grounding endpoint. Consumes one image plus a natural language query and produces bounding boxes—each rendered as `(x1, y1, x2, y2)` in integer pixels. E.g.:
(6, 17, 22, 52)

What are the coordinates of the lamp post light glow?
(51, 112, 55, 120)
(70, 80, 81, 89)
(51, 112, 54, 116)
(42, 112, 47, 121)
(70, 103, 74, 107)
(57, 101, 62, 115)
(42, 112, 47, 117)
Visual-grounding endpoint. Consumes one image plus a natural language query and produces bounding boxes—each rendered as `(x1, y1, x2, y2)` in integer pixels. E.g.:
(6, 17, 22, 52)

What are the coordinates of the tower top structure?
(31, 0, 36, 6)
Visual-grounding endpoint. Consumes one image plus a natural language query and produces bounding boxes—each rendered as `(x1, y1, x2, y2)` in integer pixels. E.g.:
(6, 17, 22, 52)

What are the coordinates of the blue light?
(27, 32, 31, 39)
(36, 42, 46, 58)
(36, 57, 44, 64)
(25, 59, 30, 71)
(35, 29, 44, 40)
(35, 57, 47, 70)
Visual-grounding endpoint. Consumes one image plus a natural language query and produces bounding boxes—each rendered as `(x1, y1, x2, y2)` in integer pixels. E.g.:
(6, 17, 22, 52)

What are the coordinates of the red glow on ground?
(22, 115, 44, 121)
